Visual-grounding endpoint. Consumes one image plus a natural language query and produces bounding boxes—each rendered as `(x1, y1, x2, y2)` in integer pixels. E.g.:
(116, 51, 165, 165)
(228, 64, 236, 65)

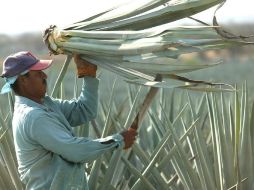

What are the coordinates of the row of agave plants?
(0, 60, 253, 190)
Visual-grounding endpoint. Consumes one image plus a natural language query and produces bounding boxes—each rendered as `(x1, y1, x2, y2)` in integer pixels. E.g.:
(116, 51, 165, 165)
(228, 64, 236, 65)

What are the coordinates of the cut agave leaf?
(126, 78, 235, 92)
(43, 0, 251, 91)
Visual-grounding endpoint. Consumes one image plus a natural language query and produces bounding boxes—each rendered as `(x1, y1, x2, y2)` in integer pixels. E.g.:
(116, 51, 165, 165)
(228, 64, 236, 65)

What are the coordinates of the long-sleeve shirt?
(12, 77, 123, 190)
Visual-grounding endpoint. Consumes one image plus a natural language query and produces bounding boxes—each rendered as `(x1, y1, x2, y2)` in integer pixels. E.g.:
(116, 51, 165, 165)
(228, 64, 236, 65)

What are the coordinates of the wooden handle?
(130, 74, 162, 130)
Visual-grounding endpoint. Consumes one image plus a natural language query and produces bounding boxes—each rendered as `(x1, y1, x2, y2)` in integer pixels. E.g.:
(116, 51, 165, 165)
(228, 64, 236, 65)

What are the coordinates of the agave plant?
(85, 77, 254, 190)
(74, 71, 254, 190)
(0, 93, 25, 190)
(1, 67, 254, 189)
(43, 0, 252, 91)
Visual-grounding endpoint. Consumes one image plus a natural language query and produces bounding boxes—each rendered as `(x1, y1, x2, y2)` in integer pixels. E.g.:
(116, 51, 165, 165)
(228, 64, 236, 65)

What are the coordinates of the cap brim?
(29, 60, 53, 71)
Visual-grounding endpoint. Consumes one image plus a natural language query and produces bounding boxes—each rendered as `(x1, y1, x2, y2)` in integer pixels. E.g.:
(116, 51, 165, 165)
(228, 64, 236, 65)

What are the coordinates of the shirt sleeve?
(29, 114, 124, 163)
(49, 77, 99, 126)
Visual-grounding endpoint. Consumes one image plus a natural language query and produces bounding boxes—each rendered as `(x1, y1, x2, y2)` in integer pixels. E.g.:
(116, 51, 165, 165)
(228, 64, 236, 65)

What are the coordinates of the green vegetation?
(0, 52, 254, 189)
(1, 0, 254, 189)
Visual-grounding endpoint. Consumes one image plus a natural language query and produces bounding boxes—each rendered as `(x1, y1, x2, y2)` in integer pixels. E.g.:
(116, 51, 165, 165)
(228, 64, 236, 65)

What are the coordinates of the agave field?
(1, 0, 254, 189)
(0, 59, 254, 189)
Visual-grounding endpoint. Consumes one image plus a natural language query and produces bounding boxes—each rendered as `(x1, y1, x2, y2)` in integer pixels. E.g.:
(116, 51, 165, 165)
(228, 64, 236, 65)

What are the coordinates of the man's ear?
(18, 75, 29, 86)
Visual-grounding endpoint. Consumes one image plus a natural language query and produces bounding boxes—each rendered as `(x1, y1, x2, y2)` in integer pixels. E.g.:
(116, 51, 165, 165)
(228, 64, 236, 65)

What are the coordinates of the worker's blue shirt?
(12, 77, 123, 190)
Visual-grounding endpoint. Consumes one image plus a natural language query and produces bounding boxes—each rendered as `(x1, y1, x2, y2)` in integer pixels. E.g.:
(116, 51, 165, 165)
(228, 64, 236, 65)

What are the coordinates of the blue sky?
(0, 0, 253, 35)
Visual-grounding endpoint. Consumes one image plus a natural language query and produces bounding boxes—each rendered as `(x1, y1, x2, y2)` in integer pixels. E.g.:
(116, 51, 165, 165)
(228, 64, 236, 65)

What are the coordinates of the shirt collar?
(15, 95, 48, 111)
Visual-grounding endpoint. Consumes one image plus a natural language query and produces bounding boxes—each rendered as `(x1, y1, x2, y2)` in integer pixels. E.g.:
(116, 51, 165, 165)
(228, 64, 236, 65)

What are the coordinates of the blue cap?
(1, 51, 52, 94)
(1, 51, 52, 78)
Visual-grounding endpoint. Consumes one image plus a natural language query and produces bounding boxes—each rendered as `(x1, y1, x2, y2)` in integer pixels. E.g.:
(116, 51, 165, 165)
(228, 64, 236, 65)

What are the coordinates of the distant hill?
(0, 32, 49, 57)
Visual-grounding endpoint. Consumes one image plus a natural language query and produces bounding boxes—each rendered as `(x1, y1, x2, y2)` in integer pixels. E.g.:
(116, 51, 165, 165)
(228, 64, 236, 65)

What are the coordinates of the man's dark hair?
(11, 72, 30, 94)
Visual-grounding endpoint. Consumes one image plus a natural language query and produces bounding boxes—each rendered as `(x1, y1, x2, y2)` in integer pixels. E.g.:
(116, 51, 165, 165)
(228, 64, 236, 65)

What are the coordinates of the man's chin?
(44, 85, 48, 95)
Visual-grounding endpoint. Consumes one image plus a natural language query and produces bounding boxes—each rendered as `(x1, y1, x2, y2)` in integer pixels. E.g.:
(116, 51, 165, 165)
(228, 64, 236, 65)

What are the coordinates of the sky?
(0, 0, 254, 35)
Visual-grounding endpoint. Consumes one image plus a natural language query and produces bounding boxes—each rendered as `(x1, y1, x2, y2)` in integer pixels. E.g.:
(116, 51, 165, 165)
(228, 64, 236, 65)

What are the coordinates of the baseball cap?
(0, 51, 53, 94)
(1, 51, 52, 78)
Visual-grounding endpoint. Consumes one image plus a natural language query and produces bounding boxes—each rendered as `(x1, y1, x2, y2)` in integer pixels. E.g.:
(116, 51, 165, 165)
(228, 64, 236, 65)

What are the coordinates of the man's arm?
(49, 77, 99, 126)
(48, 54, 98, 126)
(30, 114, 136, 163)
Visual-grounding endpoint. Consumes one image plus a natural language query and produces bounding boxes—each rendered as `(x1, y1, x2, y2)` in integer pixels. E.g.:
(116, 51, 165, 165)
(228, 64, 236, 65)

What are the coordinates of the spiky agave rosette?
(43, 0, 251, 92)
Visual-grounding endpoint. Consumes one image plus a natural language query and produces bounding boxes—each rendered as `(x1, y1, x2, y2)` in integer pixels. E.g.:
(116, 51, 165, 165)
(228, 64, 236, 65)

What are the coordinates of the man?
(0, 51, 137, 190)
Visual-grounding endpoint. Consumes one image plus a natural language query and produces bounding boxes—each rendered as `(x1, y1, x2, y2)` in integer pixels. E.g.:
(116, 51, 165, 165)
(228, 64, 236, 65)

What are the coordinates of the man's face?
(21, 70, 48, 102)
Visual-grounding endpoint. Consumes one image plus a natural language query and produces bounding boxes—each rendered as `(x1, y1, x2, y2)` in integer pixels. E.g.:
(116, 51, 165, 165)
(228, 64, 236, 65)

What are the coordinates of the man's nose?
(41, 71, 48, 79)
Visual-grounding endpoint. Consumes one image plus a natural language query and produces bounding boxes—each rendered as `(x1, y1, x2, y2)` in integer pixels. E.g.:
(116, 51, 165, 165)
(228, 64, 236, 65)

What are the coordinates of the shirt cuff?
(83, 76, 99, 89)
(99, 134, 124, 149)
(111, 133, 124, 149)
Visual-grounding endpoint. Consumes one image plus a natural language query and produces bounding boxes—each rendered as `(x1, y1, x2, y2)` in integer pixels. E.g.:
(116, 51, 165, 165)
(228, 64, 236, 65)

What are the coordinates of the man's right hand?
(73, 54, 97, 78)
(120, 128, 138, 149)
